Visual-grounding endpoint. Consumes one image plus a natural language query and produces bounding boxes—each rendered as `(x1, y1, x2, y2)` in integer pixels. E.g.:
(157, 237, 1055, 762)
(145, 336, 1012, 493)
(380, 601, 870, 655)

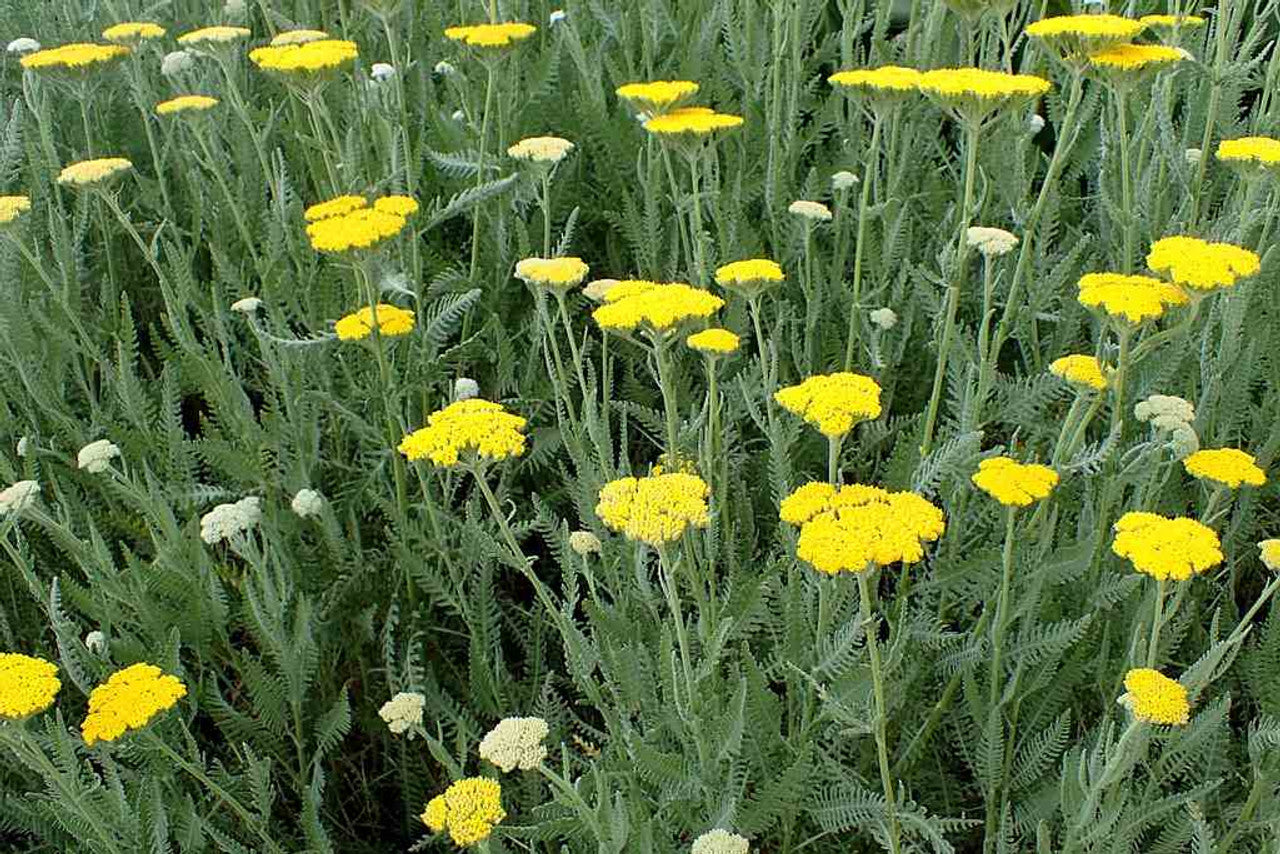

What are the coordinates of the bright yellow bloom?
(0, 195, 32, 226)
(829, 66, 923, 109)
(687, 328, 740, 356)
(57, 157, 134, 188)
(1147, 236, 1260, 291)
(249, 40, 359, 77)
(444, 22, 537, 48)
(1050, 354, 1108, 390)
(399, 399, 527, 468)
(20, 43, 130, 73)
(514, 256, 590, 291)
(972, 457, 1058, 507)
(334, 304, 416, 342)
(270, 29, 330, 46)
(1087, 43, 1186, 73)
(176, 26, 252, 46)
(1112, 511, 1223, 581)
(595, 473, 710, 547)
(1217, 136, 1280, 168)
(507, 136, 575, 163)
(305, 194, 369, 222)
(102, 22, 166, 44)
(616, 80, 700, 113)
(81, 663, 187, 746)
(1183, 448, 1266, 489)
(1140, 14, 1205, 28)
(1077, 272, 1188, 323)
(783, 482, 945, 574)
(0, 653, 60, 720)
(714, 258, 785, 299)
(1259, 539, 1280, 571)
(775, 372, 882, 437)
(421, 778, 505, 846)
(373, 195, 420, 218)
(918, 68, 1051, 122)
(644, 107, 745, 136)
(1121, 668, 1190, 725)
(592, 281, 724, 335)
(306, 208, 408, 253)
(155, 95, 219, 116)
(1025, 14, 1145, 55)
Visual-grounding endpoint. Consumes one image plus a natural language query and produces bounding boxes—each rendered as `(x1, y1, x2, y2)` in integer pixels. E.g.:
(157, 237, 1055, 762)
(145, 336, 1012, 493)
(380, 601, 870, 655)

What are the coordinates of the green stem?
(1114, 87, 1135, 273)
(541, 169, 553, 258)
(845, 114, 883, 370)
(1146, 577, 1166, 668)
(468, 63, 496, 283)
(1110, 325, 1133, 435)
(688, 151, 708, 287)
(658, 546, 696, 707)
(828, 434, 843, 486)
(989, 507, 1018, 707)
(858, 572, 902, 854)
(653, 336, 681, 456)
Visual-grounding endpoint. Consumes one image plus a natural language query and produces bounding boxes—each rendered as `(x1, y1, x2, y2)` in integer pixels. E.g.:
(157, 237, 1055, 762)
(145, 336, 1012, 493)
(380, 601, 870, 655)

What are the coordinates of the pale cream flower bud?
(378, 692, 425, 735)
(479, 716, 549, 772)
(569, 530, 601, 556)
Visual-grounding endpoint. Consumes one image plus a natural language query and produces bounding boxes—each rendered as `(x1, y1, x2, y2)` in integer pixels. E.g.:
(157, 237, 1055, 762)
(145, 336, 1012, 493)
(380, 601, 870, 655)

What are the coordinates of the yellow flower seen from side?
(334, 304, 416, 342)
(616, 80, 700, 113)
(444, 22, 537, 49)
(1217, 136, 1280, 168)
(81, 663, 187, 746)
(398, 399, 527, 468)
(305, 194, 369, 222)
(306, 208, 408, 253)
(829, 66, 922, 110)
(1025, 14, 1145, 55)
(687, 328, 740, 356)
(270, 29, 330, 46)
(373, 194, 420, 218)
(644, 107, 744, 136)
(1140, 14, 1205, 29)
(1147, 236, 1260, 291)
(508, 136, 575, 164)
(1183, 448, 1265, 489)
(972, 457, 1058, 507)
(1050, 354, 1108, 391)
(1087, 43, 1187, 73)
(785, 483, 945, 574)
(0, 653, 61, 720)
(596, 473, 710, 548)
(918, 68, 1051, 122)
(592, 281, 724, 336)
(20, 43, 130, 73)
(249, 40, 359, 77)
(775, 372, 882, 438)
(1112, 511, 1223, 581)
(57, 157, 134, 189)
(102, 22, 166, 44)
(177, 26, 252, 46)
(1259, 539, 1280, 571)
(714, 258, 785, 299)
(421, 778, 505, 846)
(1121, 668, 1190, 725)
(1077, 272, 1188, 323)
(514, 256, 590, 291)
(0, 195, 32, 226)
(156, 95, 219, 117)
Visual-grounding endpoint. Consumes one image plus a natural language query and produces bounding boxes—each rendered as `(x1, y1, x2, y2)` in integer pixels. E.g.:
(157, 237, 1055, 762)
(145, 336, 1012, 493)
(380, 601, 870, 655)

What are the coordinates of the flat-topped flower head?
(687, 328, 740, 356)
(479, 716, 549, 772)
(692, 829, 751, 854)
(306, 207, 409, 253)
(789, 483, 946, 574)
(1140, 14, 1205, 29)
(1260, 539, 1280, 571)
(966, 225, 1019, 257)
(1147, 236, 1260, 291)
(829, 66, 922, 110)
(1087, 43, 1187, 78)
(305, 194, 368, 222)
(616, 80, 700, 114)
(775, 372, 882, 437)
(596, 473, 710, 547)
(515, 256, 589, 292)
(592, 281, 724, 336)
(81, 663, 187, 746)
(399, 399, 527, 468)
(200, 496, 261, 544)
(1120, 668, 1190, 725)
(714, 258, 785, 300)
(21, 43, 130, 74)
(58, 157, 133, 189)
(0, 653, 60, 720)
(156, 95, 219, 117)
(1216, 136, 1280, 173)
(918, 68, 1051, 124)
(1025, 14, 1145, 58)
(508, 135, 575, 164)
(972, 456, 1059, 506)
(1077, 272, 1188, 324)
(378, 691, 424, 735)
(422, 778, 505, 846)
(335, 304, 416, 341)
(0, 480, 40, 514)
(1183, 448, 1265, 489)
(78, 438, 121, 473)
(1112, 511, 1223, 581)
(789, 200, 833, 222)
(102, 22, 167, 44)
(1050, 354, 1109, 391)
(444, 22, 537, 49)
(249, 39, 358, 80)
(177, 26, 252, 46)
(0, 195, 31, 226)
(270, 29, 330, 46)
(373, 194, 419, 218)
(644, 107, 744, 137)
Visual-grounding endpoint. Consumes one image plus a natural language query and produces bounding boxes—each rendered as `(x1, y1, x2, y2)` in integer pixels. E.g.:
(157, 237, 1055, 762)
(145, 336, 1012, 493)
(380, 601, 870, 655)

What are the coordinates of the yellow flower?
(971, 457, 1058, 507)
(102, 22, 166, 44)
(57, 157, 134, 189)
(507, 136, 575, 164)
(421, 778, 505, 846)
(176, 26, 252, 46)
(306, 208, 409, 253)
(616, 80, 700, 114)
(249, 40, 359, 78)
(1121, 668, 1190, 725)
(1216, 136, 1280, 169)
(829, 66, 922, 110)
(20, 43, 130, 73)
(155, 95, 219, 117)
(1147, 236, 1260, 291)
(1112, 511, 1223, 581)
(1259, 539, 1280, 571)
(1087, 43, 1187, 74)
(0, 195, 32, 226)
(1183, 448, 1266, 489)
(784, 483, 945, 574)
(592, 281, 724, 336)
(596, 473, 710, 547)
(0, 653, 60, 720)
(686, 328, 740, 356)
(644, 107, 745, 136)
(270, 29, 330, 46)
(1025, 14, 1145, 56)
(334, 304, 416, 341)
(444, 22, 537, 49)
(373, 195, 420, 218)
(1077, 272, 1188, 323)
(714, 258, 785, 300)
(918, 68, 1051, 123)
(81, 663, 187, 746)
(775, 372, 882, 438)
(399, 399, 527, 468)
(1050, 354, 1109, 391)
(1140, 14, 1205, 29)
(305, 194, 369, 222)
(514, 256, 590, 291)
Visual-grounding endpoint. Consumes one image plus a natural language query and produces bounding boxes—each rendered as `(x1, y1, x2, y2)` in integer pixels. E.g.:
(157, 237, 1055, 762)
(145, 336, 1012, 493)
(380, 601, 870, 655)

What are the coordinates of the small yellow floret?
(786, 483, 945, 574)
(515, 256, 590, 291)
(616, 80, 701, 113)
(687, 328, 740, 356)
(57, 157, 134, 188)
(1112, 511, 1223, 581)
(20, 43, 130, 72)
(305, 194, 369, 222)
(1087, 43, 1186, 72)
(0, 195, 32, 225)
(0, 653, 61, 720)
(102, 22, 166, 43)
(177, 26, 252, 46)
(596, 473, 710, 547)
(399, 400, 527, 468)
(1183, 448, 1265, 489)
(644, 107, 744, 136)
(1077, 272, 1188, 323)
(81, 663, 187, 746)
(270, 29, 330, 46)
(1050, 354, 1108, 390)
(1217, 136, 1280, 167)
(373, 195, 420, 218)
(444, 22, 537, 48)
(1147, 236, 1260, 291)
(306, 208, 408, 253)
(971, 457, 1059, 507)
(1121, 668, 1190, 725)
(420, 778, 505, 846)
(1140, 14, 1205, 28)
(156, 95, 219, 116)
(592, 281, 724, 335)
(249, 40, 358, 76)
(334, 304, 416, 342)
(829, 65, 923, 97)
(775, 372, 882, 437)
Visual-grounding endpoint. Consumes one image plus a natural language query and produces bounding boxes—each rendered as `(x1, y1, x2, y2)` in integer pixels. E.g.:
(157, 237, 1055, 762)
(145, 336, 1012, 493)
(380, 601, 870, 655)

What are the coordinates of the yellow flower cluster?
(0, 195, 32, 225)
(1121, 668, 1190, 725)
(616, 80, 700, 113)
(1183, 448, 1266, 489)
(249, 40, 359, 77)
(374, 195, 420, 218)
(592, 281, 724, 335)
(1087, 43, 1186, 73)
(514, 256, 590, 291)
(595, 473, 710, 547)
(829, 66, 923, 108)
(687, 328, 740, 356)
(645, 107, 745, 136)
(21, 43, 130, 72)
(1147, 236, 1260, 291)
(1260, 539, 1280, 571)
(1050, 354, 1108, 390)
(918, 68, 1051, 121)
(444, 22, 537, 49)
(775, 372, 883, 437)
(781, 482, 945, 574)
(57, 157, 134, 188)
(422, 778, 506, 846)
(305, 194, 369, 222)
(971, 457, 1059, 507)
(334, 304, 416, 342)
(714, 258, 785, 299)
(1025, 14, 1145, 53)
(398, 399, 527, 468)
(1112, 511, 1223, 581)
(271, 29, 330, 46)
(156, 95, 219, 117)
(1140, 14, 1205, 28)
(102, 22, 166, 44)
(0, 653, 61, 720)
(177, 26, 252, 46)
(81, 663, 187, 746)
(1217, 136, 1280, 167)
(1077, 272, 1188, 323)
(303, 194, 417, 253)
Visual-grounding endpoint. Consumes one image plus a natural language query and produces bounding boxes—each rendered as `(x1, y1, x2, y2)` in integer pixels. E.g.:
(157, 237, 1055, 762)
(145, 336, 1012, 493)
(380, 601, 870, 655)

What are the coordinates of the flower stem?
(1110, 325, 1133, 434)
(845, 113, 883, 371)
(1146, 576, 1166, 668)
(468, 62, 497, 284)
(652, 336, 681, 456)
(1113, 87, 1135, 273)
(858, 571, 902, 854)
(989, 507, 1018, 707)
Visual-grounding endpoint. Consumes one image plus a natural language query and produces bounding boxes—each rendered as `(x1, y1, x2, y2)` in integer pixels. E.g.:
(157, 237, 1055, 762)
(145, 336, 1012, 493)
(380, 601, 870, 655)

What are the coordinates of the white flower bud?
(370, 62, 395, 81)
(1028, 113, 1046, 134)
(378, 692, 425, 735)
(0, 480, 39, 514)
(479, 716, 549, 772)
(77, 439, 121, 474)
(200, 496, 262, 544)
(223, 0, 247, 18)
(231, 296, 262, 314)
(84, 630, 107, 655)
(569, 531, 601, 556)
(161, 50, 195, 77)
(453, 377, 480, 401)
(291, 488, 325, 518)
(7, 38, 40, 54)
(15, 436, 30, 457)
(691, 829, 751, 854)
(1184, 147, 1202, 167)
(550, 9, 567, 24)
(434, 60, 455, 76)
(966, 226, 1019, 258)
(788, 199, 833, 222)
(451, 109, 466, 122)
(870, 307, 898, 330)
(831, 170, 860, 192)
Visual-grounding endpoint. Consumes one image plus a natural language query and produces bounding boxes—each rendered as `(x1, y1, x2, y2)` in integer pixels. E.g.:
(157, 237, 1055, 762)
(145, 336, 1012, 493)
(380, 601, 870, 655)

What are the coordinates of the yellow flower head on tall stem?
(644, 107, 744, 137)
(592, 281, 724, 337)
(714, 258, 785, 300)
(444, 22, 537, 49)
(306, 208, 409, 253)
(1077, 272, 1188, 324)
(0, 653, 61, 720)
(1147, 236, 1260, 292)
(0, 195, 32, 227)
(1183, 448, 1266, 489)
(1025, 14, 1146, 60)
(20, 43, 131, 74)
(782, 482, 945, 574)
(616, 80, 700, 114)
(1050, 354, 1109, 391)
(971, 456, 1059, 507)
(596, 473, 711, 548)
(155, 95, 220, 117)
(421, 778, 506, 846)
(176, 26, 252, 46)
(1259, 539, 1280, 571)
(1120, 668, 1190, 725)
(515, 256, 590, 292)
(270, 29, 330, 46)
(508, 135, 575, 164)
(1112, 511, 1223, 581)
(102, 22, 167, 44)
(829, 65, 923, 111)
(1139, 14, 1205, 30)
(686, 328, 740, 356)
(334, 304, 416, 341)
(775, 372, 883, 438)
(373, 194, 419, 218)
(918, 68, 1051, 125)
(399, 399, 527, 468)
(249, 39, 359, 81)
(305, 194, 369, 222)
(57, 157, 134, 189)
(81, 663, 187, 746)
(1216, 136, 1280, 175)
(1087, 43, 1187, 81)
